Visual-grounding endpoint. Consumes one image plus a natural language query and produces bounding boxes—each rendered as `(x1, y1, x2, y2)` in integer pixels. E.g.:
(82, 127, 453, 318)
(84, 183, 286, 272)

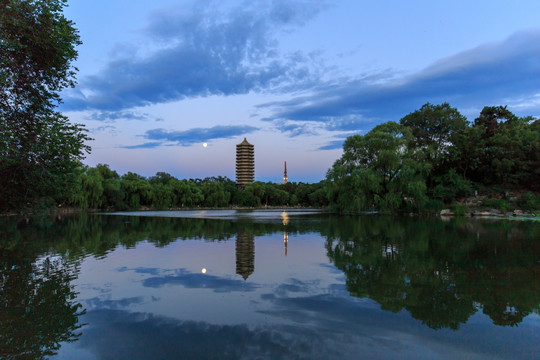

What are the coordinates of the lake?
(1, 210, 539, 359)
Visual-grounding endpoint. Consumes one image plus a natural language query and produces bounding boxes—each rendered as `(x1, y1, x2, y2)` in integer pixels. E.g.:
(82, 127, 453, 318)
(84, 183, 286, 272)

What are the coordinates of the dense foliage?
(327, 103, 540, 213)
(67, 164, 328, 210)
(0, 0, 90, 212)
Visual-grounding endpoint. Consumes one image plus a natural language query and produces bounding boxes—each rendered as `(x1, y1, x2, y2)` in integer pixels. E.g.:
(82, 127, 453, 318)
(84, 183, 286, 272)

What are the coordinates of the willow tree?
(326, 122, 428, 213)
(0, 0, 90, 212)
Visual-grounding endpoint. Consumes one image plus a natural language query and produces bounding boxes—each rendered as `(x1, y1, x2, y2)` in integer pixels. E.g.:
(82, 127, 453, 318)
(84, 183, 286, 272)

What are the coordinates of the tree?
(69, 166, 104, 209)
(243, 182, 266, 207)
(308, 185, 329, 207)
(464, 107, 539, 187)
(474, 105, 517, 139)
(121, 172, 153, 209)
(149, 172, 175, 185)
(96, 164, 124, 209)
(0, 0, 90, 212)
(400, 103, 468, 177)
(173, 179, 203, 207)
(151, 183, 174, 209)
(201, 181, 230, 207)
(327, 122, 428, 213)
(264, 183, 289, 206)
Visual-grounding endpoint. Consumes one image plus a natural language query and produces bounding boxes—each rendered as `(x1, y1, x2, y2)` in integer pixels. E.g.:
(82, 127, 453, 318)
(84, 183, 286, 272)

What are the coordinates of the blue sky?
(62, 0, 540, 182)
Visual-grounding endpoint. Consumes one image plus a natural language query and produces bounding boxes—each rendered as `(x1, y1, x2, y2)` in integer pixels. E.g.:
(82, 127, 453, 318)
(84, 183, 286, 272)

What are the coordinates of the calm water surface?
(1, 210, 539, 359)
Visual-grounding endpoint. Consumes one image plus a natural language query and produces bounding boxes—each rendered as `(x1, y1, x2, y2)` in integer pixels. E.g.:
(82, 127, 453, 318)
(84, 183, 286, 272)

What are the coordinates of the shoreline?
(2, 205, 538, 222)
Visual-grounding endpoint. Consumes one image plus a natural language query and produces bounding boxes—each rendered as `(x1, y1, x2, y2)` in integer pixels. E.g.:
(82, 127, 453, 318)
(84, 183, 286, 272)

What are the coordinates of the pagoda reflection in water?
(235, 212, 290, 279)
(235, 230, 254, 280)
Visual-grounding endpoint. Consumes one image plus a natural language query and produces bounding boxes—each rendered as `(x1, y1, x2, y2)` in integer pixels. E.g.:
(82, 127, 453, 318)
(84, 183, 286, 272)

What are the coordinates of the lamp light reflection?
(280, 211, 289, 226)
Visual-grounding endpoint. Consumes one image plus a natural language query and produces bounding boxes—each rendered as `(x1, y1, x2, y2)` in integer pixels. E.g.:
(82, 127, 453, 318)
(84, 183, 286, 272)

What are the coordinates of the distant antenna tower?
(283, 161, 288, 184)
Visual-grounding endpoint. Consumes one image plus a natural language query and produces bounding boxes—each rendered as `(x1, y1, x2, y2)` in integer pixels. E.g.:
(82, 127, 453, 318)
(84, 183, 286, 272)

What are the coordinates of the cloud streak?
(317, 140, 344, 151)
(62, 0, 326, 113)
(263, 29, 540, 129)
(142, 268, 258, 292)
(121, 124, 258, 148)
(88, 111, 155, 122)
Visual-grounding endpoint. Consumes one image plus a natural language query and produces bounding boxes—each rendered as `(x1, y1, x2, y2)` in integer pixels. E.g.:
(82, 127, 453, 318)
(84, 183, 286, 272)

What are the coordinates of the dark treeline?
(327, 103, 540, 214)
(67, 165, 328, 211)
(36, 102, 540, 214)
(4, 102, 539, 214)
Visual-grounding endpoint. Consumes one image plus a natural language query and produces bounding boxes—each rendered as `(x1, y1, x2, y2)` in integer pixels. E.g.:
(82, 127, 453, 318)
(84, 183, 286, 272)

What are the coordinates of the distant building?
(236, 138, 254, 186)
(283, 161, 288, 184)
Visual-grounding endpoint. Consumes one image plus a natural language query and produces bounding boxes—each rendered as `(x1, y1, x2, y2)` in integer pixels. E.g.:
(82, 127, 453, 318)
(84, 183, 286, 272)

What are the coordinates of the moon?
(203, 142, 208, 148)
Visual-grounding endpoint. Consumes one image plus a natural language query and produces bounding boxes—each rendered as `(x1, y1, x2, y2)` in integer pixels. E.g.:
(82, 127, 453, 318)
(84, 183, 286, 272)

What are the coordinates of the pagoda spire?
(283, 161, 288, 184)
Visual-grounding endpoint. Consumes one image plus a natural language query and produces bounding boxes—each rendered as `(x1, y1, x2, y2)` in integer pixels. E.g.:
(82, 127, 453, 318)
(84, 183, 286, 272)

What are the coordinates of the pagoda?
(236, 138, 254, 186)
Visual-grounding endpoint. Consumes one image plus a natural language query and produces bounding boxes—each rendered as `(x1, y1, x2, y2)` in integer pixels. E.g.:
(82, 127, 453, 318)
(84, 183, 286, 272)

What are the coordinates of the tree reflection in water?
(0, 246, 84, 359)
(324, 216, 540, 329)
(0, 211, 539, 359)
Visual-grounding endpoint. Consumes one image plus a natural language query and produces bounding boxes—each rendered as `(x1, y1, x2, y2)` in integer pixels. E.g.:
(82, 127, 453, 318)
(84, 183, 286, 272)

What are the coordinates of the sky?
(61, 0, 540, 183)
